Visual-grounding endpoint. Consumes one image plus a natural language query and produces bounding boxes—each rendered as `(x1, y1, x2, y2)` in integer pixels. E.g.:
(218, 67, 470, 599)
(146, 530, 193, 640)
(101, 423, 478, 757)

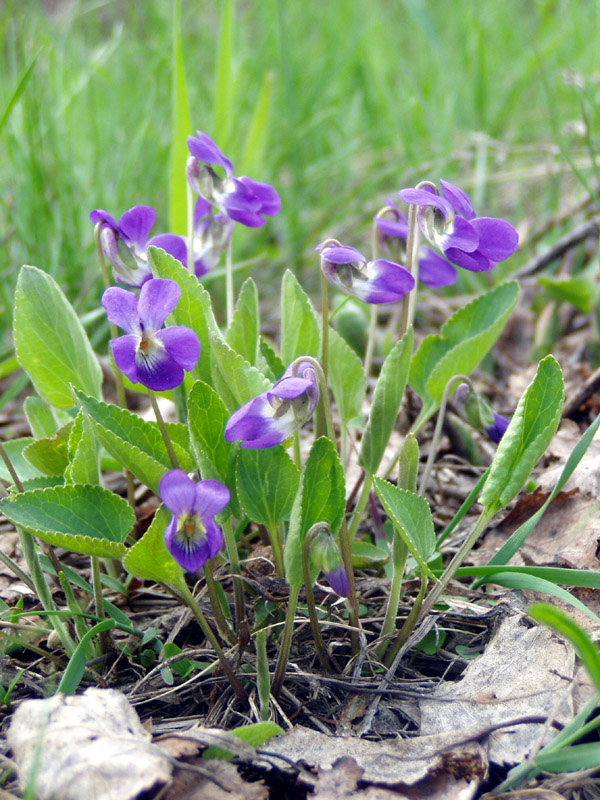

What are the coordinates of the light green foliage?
(284, 437, 345, 588)
(538, 276, 593, 314)
(359, 328, 413, 474)
(327, 326, 366, 425)
(280, 270, 321, 365)
(74, 389, 194, 493)
(236, 445, 300, 528)
(13, 266, 102, 409)
(22, 422, 72, 476)
(188, 380, 231, 480)
(168, 0, 191, 235)
(24, 397, 58, 439)
(0, 484, 133, 559)
(480, 355, 564, 515)
(374, 478, 436, 576)
(209, 331, 272, 412)
(0, 439, 43, 484)
(65, 411, 100, 485)
(123, 506, 183, 585)
(148, 246, 220, 386)
(410, 282, 518, 421)
(226, 277, 260, 366)
(258, 337, 285, 381)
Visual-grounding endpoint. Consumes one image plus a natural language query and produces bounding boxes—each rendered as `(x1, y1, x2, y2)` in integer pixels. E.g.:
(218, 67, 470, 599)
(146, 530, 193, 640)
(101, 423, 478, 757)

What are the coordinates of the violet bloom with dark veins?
(186, 131, 280, 228)
(224, 361, 319, 449)
(159, 470, 229, 572)
(90, 206, 156, 287)
(398, 179, 519, 272)
(102, 278, 200, 391)
(374, 206, 457, 289)
(149, 197, 234, 278)
(319, 243, 415, 304)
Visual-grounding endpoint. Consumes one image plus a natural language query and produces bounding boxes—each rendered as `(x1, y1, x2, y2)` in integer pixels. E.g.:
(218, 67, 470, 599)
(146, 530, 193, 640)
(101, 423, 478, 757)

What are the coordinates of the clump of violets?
(398, 179, 519, 272)
(159, 470, 229, 572)
(318, 242, 415, 304)
(224, 360, 319, 448)
(90, 205, 157, 287)
(102, 278, 200, 391)
(374, 203, 457, 289)
(149, 196, 234, 278)
(311, 529, 349, 597)
(186, 131, 281, 228)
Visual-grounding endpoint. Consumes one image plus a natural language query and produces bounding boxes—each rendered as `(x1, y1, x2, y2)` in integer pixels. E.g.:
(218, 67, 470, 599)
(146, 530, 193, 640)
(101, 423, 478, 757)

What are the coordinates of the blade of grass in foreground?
(168, 0, 192, 235)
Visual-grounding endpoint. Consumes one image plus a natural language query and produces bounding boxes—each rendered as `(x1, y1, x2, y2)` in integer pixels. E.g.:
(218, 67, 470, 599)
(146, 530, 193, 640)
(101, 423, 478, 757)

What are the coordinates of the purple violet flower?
(186, 131, 281, 228)
(374, 205, 457, 289)
(325, 564, 350, 597)
(149, 197, 234, 278)
(398, 179, 519, 272)
(319, 243, 415, 304)
(102, 278, 200, 391)
(90, 206, 156, 287)
(310, 529, 349, 597)
(159, 469, 229, 572)
(224, 360, 319, 449)
(486, 413, 509, 445)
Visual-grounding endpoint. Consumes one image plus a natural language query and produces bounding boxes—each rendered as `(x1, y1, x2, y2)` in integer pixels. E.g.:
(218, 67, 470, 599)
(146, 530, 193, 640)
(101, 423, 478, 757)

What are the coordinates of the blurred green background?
(1, 0, 598, 348)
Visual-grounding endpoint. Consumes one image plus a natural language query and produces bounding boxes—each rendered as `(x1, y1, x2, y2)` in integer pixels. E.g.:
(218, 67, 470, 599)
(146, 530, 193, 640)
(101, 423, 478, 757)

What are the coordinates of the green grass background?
(1, 0, 598, 347)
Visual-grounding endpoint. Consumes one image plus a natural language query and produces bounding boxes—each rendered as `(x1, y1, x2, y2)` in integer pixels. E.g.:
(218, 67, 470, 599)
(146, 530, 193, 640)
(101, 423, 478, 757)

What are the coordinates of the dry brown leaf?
(419, 614, 594, 766)
(7, 688, 172, 800)
(164, 759, 268, 800)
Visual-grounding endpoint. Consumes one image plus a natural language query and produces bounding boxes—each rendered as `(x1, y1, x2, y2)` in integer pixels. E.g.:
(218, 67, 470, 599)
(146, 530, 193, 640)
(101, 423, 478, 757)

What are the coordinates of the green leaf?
(280, 270, 321, 365)
(284, 437, 345, 588)
(350, 540, 389, 568)
(410, 281, 518, 419)
(327, 326, 366, 425)
(230, 721, 283, 747)
(65, 411, 99, 485)
(148, 245, 220, 386)
(480, 355, 564, 514)
(57, 619, 116, 696)
(226, 277, 260, 365)
(213, 0, 235, 147)
(123, 506, 183, 584)
(22, 422, 72, 476)
(258, 336, 285, 381)
(0, 484, 133, 558)
(0, 438, 43, 484)
(538, 276, 592, 314)
(187, 380, 231, 479)
(209, 331, 272, 412)
(168, 0, 192, 235)
(240, 71, 273, 176)
(374, 478, 436, 576)
(529, 603, 600, 694)
(24, 397, 58, 439)
(13, 265, 102, 408)
(236, 446, 299, 528)
(74, 389, 194, 493)
(359, 327, 413, 474)
(534, 743, 600, 773)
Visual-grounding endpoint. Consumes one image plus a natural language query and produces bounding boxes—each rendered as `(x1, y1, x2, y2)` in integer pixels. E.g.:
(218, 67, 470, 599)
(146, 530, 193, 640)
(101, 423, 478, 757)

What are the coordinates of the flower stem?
(302, 525, 335, 673)
(272, 582, 300, 698)
(267, 522, 285, 578)
(398, 203, 420, 339)
(255, 628, 270, 720)
(376, 534, 408, 661)
(222, 517, 246, 631)
(203, 559, 236, 644)
(418, 375, 473, 496)
(148, 390, 180, 470)
(363, 305, 378, 380)
(94, 222, 136, 508)
(337, 517, 360, 655)
(226, 235, 234, 328)
(176, 578, 248, 705)
(320, 269, 330, 384)
(347, 471, 374, 541)
(383, 568, 427, 668)
(291, 356, 335, 445)
(91, 554, 111, 654)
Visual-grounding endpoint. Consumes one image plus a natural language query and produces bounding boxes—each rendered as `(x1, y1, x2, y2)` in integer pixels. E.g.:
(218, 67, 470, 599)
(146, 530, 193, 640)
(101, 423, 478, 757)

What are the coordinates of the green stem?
(148, 390, 180, 470)
(302, 525, 334, 673)
(291, 356, 335, 445)
(418, 375, 473, 496)
(320, 269, 330, 384)
(272, 583, 300, 698)
(398, 181, 435, 339)
(347, 471, 374, 541)
(186, 183, 195, 273)
(267, 522, 285, 578)
(176, 579, 248, 705)
(363, 305, 378, 380)
(417, 509, 494, 624)
(292, 431, 302, 471)
(203, 559, 236, 644)
(255, 628, 270, 720)
(226, 235, 234, 328)
(376, 536, 408, 660)
(222, 517, 246, 631)
(94, 222, 136, 509)
(91, 555, 110, 654)
(58, 570, 91, 646)
(338, 517, 360, 655)
(384, 569, 428, 667)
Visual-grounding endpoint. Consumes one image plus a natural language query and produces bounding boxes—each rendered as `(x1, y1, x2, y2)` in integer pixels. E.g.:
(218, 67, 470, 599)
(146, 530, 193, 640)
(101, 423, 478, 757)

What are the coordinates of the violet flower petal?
(418, 247, 457, 288)
(440, 215, 479, 253)
(117, 206, 156, 252)
(321, 245, 365, 264)
(439, 179, 475, 220)
(147, 234, 188, 267)
(90, 209, 119, 229)
(102, 287, 141, 334)
(187, 132, 234, 177)
(326, 565, 349, 597)
(110, 335, 139, 384)
(156, 326, 200, 372)
(138, 278, 181, 332)
(192, 480, 231, 518)
(159, 470, 196, 516)
(205, 519, 224, 559)
(164, 517, 212, 573)
(135, 346, 185, 392)
(443, 247, 494, 272)
(471, 217, 519, 262)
